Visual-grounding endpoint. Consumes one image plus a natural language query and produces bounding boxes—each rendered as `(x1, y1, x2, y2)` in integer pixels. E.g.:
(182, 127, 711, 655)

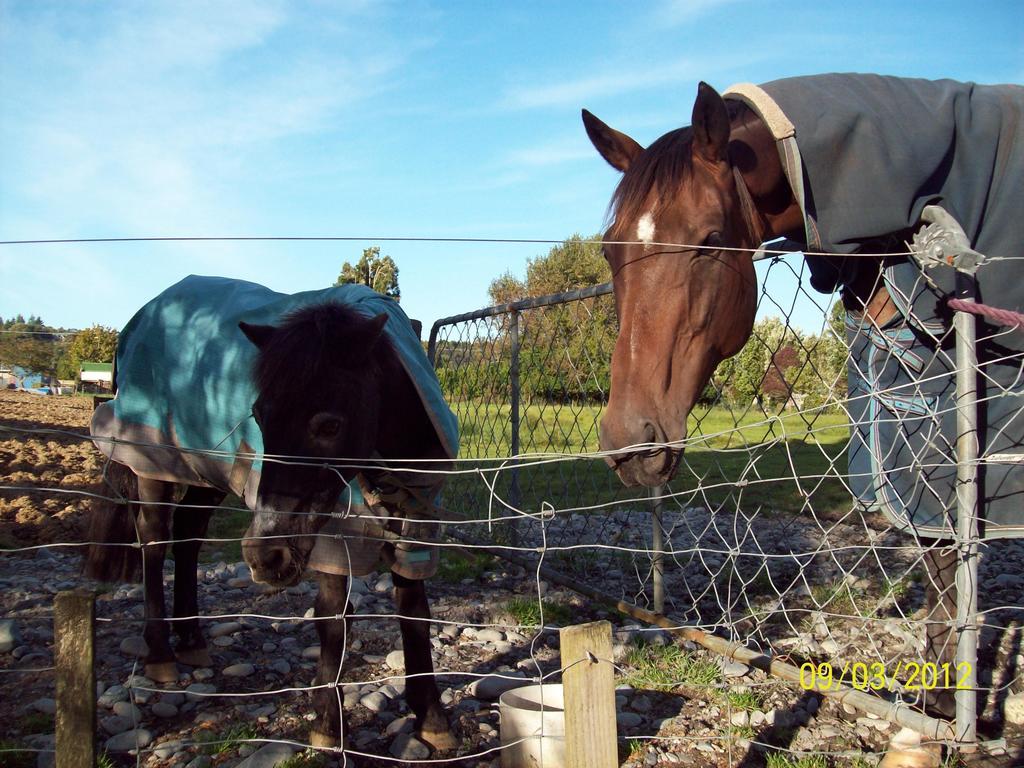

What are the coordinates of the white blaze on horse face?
(636, 211, 656, 245)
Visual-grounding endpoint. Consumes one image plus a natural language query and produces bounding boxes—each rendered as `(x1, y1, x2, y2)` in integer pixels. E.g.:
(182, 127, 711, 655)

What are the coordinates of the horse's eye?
(311, 415, 343, 439)
(703, 231, 723, 249)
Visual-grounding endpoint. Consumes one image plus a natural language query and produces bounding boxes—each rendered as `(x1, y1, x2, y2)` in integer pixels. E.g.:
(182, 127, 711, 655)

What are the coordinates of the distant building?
(80, 362, 114, 393)
(1, 365, 60, 392)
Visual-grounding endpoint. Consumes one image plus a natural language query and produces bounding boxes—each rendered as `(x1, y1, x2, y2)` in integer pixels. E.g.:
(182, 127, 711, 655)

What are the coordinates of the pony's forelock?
(251, 303, 392, 397)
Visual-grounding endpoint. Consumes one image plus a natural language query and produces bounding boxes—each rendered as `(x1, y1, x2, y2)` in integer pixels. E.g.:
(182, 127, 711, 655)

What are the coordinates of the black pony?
(86, 276, 458, 752)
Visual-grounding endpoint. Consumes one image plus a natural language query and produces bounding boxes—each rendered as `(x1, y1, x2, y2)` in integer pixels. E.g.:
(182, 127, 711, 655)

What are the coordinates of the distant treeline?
(0, 315, 117, 380)
(433, 236, 849, 410)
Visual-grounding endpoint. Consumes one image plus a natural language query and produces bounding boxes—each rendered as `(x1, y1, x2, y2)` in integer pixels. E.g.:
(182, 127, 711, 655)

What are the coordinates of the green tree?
(487, 234, 608, 305)
(0, 315, 63, 378)
(716, 316, 797, 407)
(335, 246, 400, 301)
(795, 300, 848, 408)
(487, 272, 526, 307)
(65, 325, 118, 378)
(713, 304, 849, 412)
(479, 234, 615, 402)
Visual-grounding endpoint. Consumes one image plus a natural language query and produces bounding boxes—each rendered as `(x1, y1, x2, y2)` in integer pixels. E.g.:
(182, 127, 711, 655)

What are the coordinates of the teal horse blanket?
(91, 275, 459, 577)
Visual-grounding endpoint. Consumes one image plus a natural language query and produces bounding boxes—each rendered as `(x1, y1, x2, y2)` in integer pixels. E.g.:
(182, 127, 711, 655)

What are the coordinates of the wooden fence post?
(560, 620, 617, 768)
(55, 589, 95, 768)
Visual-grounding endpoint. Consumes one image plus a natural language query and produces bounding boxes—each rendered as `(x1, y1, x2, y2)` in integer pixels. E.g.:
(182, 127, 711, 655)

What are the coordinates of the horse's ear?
(239, 321, 276, 349)
(691, 81, 729, 164)
(361, 313, 389, 348)
(582, 109, 643, 172)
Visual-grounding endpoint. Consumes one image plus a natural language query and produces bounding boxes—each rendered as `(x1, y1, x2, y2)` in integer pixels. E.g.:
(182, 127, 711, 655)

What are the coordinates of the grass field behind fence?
(445, 400, 853, 521)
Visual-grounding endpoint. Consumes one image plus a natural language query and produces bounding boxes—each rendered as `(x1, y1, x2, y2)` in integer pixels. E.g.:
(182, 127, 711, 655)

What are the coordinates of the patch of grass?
(726, 688, 763, 711)
(940, 756, 969, 768)
(17, 712, 53, 735)
(765, 754, 830, 768)
(876, 568, 923, 612)
(436, 551, 494, 583)
(279, 750, 328, 768)
(737, 566, 779, 596)
(810, 580, 864, 617)
(729, 724, 756, 740)
(626, 738, 645, 758)
(97, 752, 116, 768)
(620, 642, 720, 691)
(549, 548, 603, 577)
(442, 402, 851, 519)
(881, 575, 912, 601)
(502, 597, 573, 630)
(197, 723, 259, 756)
(616, 738, 640, 764)
(0, 741, 35, 768)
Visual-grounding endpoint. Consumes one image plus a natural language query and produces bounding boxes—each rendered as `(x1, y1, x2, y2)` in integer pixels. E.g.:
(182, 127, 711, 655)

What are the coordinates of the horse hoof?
(175, 647, 213, 668)
(418, 727, 458, 752)
(145, 661, 179, 683)
(309, 730, 344, 750)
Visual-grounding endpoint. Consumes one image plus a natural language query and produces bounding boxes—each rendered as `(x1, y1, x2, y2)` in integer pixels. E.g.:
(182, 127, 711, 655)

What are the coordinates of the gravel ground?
(1, 390, 1022, 767)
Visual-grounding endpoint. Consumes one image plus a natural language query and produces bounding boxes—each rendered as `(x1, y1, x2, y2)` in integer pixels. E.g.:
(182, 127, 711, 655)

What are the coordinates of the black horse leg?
(393, 572, 455, 751)
(921, 539, 958, 718)
(311, 572, 351, 749)
(171, 486, 225, 668)
(135, 477, 178, 683)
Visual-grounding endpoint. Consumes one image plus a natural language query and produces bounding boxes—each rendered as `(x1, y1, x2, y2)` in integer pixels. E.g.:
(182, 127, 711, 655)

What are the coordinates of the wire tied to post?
(909, 205, 987, 276)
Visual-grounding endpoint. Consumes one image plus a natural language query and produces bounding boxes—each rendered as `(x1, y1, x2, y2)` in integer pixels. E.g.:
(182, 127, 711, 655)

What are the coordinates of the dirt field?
(0, 390, 103, 549)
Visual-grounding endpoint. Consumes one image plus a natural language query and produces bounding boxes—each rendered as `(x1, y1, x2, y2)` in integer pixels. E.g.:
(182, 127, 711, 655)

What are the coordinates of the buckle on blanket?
(909, 205, 987, 275)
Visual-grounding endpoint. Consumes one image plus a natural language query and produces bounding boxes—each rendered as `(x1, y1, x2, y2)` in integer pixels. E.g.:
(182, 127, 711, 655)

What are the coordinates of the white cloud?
(499, 47, 771, 112)
(502, 59, 699, 110)
(0, 2, 417, 243)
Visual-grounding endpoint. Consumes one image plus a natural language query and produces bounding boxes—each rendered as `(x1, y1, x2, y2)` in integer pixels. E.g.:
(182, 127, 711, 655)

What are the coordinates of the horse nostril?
(258, 546, 291, 577)
(642, 421, 659, 446)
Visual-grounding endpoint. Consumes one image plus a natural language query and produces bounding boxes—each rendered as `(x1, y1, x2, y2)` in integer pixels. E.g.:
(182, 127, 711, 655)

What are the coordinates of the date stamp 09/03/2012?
(799, 661, 973, 693)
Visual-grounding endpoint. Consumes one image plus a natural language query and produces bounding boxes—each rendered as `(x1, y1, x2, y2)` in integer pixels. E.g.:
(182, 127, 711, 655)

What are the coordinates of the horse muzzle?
(599, 419, 681, 487)
(241, 522, 314, 587)
(604, 447, 681, 487)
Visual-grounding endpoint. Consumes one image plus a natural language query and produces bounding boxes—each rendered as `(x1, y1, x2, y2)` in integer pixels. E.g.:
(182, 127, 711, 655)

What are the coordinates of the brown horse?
(581, 77, 1024, 724)
(85, 278, 457, 752)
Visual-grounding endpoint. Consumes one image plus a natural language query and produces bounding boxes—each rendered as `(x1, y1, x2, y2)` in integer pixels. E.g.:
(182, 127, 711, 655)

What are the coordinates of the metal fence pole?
(509, 309, 522, 515)
(650, 485, 665, 614)
(953, 272, 980, 749)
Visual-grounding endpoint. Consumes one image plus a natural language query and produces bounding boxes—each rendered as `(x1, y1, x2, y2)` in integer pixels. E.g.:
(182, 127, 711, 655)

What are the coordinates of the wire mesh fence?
(0, 245, 1022, 766)
(427, 250, 1024, 759)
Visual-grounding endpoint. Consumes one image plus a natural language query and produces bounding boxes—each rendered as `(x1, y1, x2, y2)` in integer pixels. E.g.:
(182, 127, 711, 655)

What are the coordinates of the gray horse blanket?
(726, 74, 1024, 539)
(91, 275, 459, 577)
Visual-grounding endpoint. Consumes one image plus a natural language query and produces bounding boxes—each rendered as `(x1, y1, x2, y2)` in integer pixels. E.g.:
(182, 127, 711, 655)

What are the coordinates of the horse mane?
(609, 126, 694, 238)
(251, 302, 395, 394)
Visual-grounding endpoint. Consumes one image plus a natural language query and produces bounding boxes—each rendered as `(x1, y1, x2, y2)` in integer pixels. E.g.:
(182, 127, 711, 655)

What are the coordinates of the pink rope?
(947, 298, 1024, 328)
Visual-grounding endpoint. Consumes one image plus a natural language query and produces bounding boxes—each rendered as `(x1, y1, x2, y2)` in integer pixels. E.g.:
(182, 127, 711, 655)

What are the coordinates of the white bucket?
(498, 683, 566, 768)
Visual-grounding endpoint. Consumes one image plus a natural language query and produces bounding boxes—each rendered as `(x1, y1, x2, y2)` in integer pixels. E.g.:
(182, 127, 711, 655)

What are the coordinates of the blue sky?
(1, 0, 1021, 336)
